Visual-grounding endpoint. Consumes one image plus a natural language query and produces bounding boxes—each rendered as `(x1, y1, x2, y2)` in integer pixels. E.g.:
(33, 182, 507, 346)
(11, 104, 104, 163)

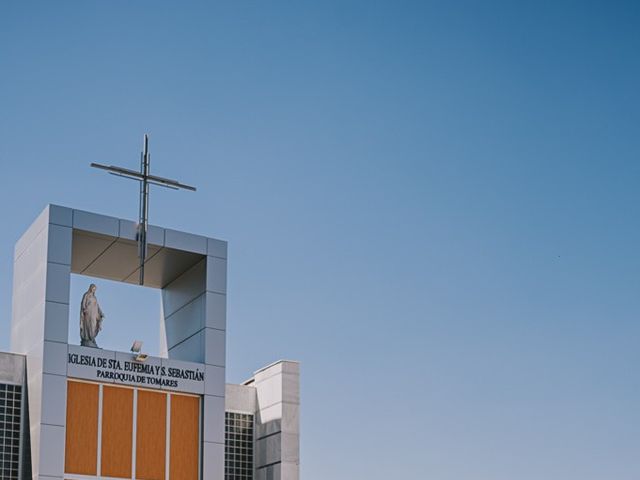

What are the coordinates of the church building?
(0, 204, 300, 480)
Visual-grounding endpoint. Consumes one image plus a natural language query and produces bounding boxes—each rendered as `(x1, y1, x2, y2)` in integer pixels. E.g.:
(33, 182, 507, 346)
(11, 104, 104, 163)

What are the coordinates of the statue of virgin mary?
(80, 283, 105, 348)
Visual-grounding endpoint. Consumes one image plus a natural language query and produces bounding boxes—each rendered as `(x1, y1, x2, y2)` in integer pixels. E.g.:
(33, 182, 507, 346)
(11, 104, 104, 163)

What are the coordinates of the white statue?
(80, 284, 105, 348)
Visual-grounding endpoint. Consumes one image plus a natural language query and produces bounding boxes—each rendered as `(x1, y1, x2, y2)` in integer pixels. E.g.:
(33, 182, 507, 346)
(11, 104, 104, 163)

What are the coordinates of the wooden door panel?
(170, 394, 200, 480)
(65, 381, 99, 475)
(136, 390, 167, 480)
(101, 385, 133, 478)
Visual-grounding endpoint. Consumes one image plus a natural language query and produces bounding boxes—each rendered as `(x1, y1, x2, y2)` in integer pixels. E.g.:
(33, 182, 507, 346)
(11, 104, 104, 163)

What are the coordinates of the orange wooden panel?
(170, 394, 200, 480)
(101, 386, 133, 478)
(136, 390, 167, 480)
(65, 381, 99, 475)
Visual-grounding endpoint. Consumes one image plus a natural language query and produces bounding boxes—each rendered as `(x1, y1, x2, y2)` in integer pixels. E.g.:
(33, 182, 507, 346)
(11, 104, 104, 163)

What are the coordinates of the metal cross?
(91, 134, 196, 285)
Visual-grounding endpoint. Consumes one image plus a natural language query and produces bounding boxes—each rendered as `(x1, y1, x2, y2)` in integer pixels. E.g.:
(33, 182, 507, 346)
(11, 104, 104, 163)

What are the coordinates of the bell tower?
(11, 204, 227, 479)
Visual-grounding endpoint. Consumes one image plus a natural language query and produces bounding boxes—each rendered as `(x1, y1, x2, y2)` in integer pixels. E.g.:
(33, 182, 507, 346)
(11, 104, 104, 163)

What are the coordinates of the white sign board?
(67, 345, 205, 394)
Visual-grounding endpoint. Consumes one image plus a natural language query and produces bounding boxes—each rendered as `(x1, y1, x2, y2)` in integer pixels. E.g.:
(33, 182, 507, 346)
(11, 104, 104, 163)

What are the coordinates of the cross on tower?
(91, 134, 196, 285)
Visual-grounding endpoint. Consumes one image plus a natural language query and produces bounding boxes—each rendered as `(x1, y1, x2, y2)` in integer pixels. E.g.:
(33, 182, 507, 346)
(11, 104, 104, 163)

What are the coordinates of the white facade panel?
(119, 219, 165, 246)
(48, 204, 73, 227)
(25, 343, 44, 379)
(43, 301, 70, 343)
(252, 360, 301, 480)
(203, 395, 225, 444)
(72, 209, 119, 237)
(47, 224, 72, 265)
(0, 352, 26, 385)
(206, 257, 227, 294)
(162, 260, 205, 317)
(42, 341, 67, 376)
(280, 432, 300, 463)
(225, 383, 257, 413)
(14, 229, 48, 307)
(147, 225, 165, 247)
(45, 263, 70, 304)
(255, 375, 283, 411)
(205, 364, 226, 397)
(207, 238, 228, 259)
(204, 328, 226, 367)
(40, 373, 66, 427)
(12, 300, 45, 355)
(257, 403, 283, 425)
(281, 403, 299, 435)
(14, 207, 48, 261)
(205, 292, 226, 331)
(202, 441, 225, 480)
(256, 433, 282, 467)
(164, 293, 205, 347)
(165, 228, 208, 255)
(167, 330, 204, 363)
(38, 424, 65, 477)
(30, 424, 41, 478)
(205, 292, 227, 330)
(282, 373, 301, 405)
(280, 462, 300, 480)
(117, 219, 138, 241)
(15, 277, 46, 331)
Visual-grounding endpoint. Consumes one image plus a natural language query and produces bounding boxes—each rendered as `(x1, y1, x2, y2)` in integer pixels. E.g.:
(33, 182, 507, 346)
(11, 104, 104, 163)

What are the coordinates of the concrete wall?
(253, 361, 300, 480)
(226, 361, 300, 480)
(226, 383, 257, 414)
(0, 351, 26, 385)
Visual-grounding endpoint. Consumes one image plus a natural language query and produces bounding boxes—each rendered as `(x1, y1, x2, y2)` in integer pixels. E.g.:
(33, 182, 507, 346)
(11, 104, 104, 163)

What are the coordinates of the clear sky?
(1, 1, 639, 478)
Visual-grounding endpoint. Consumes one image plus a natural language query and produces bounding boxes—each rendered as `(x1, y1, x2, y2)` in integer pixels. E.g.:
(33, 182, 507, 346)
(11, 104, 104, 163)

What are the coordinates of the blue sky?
(1, 1, 639, 478)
